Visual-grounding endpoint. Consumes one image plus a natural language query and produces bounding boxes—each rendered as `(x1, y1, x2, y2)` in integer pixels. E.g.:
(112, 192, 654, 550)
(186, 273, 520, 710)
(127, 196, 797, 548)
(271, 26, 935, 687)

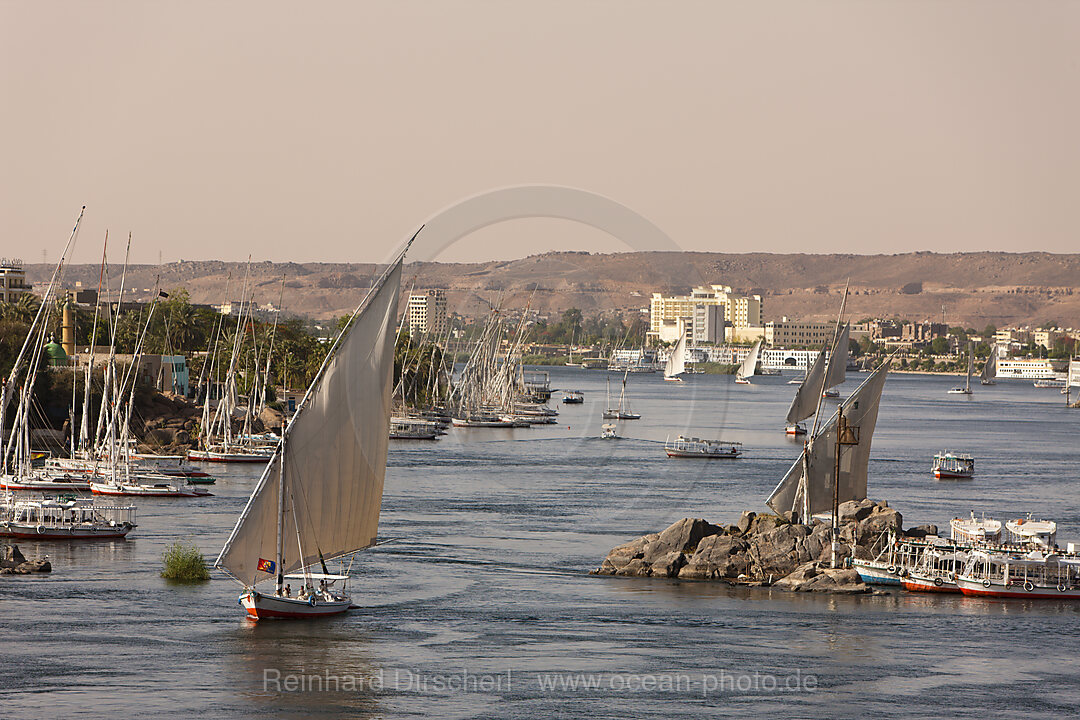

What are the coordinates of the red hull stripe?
(958, 587, 1080, 599)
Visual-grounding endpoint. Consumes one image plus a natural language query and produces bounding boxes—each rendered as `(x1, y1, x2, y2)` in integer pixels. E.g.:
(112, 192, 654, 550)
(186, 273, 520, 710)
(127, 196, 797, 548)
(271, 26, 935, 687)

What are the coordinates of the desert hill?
(25, 251, 1080, 328)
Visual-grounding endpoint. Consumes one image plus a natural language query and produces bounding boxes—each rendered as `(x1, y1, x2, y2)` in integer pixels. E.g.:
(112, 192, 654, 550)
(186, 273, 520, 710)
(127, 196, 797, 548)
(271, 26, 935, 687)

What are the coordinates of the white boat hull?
(188, 449, 273, 463)
(239, 590, 352, 620)
(956, 576, 1080, 600)
(0, 521, 133, 540)
(90, 481, 211, 498)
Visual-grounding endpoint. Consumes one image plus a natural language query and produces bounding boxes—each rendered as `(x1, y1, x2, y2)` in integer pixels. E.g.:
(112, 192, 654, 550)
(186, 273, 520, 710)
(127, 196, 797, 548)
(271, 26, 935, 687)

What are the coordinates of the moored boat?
(956, 549, 1080, 599)
(664, 435, 742, 459)
(0, 493, 136, 540)
(562, 391, 584, 404)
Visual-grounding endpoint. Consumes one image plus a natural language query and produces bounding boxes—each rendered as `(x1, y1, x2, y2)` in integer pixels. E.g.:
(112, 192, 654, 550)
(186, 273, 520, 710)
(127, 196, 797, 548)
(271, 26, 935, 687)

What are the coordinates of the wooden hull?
(0, 522, 132, 540)
(188, 450, 272, 463)
(956, 577, 1080, 599)
(665, 449, 739, 459)
(0, 477, 91, 492)
(902, 575, 959, 593)
(89, 482, 211, 498)
(934, 470, 973, 479)
(240, 590, 352, 620)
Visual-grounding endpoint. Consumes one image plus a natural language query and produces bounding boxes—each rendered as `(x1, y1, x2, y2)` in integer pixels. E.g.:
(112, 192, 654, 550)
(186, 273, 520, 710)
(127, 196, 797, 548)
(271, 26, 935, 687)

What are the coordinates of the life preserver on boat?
(934, 576, 944, 587)
(308, 596, 317, 607)
(35, 525, 45, 534)
(887, 566, 897, 574)
(1024, 581, 1034, 592)
(982, 579, 992, 588)
(1058, 584, 1067, 592)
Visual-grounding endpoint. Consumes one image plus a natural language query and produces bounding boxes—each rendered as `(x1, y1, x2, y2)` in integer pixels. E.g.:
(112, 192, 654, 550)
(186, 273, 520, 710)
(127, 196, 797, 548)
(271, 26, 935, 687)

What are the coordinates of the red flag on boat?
(256, 558, 276, 573)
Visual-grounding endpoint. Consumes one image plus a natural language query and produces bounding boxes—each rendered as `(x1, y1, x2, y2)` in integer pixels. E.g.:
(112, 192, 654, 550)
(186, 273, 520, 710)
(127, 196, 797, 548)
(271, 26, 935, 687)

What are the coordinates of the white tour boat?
(956, 549, 1080, 599)
(0, 493, 136, 540)
(664, 435, 742, 459)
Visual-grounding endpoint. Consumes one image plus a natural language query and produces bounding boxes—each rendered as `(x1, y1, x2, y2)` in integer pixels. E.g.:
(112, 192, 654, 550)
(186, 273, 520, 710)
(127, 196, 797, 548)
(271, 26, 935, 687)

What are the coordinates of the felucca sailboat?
(663, 333, 687, 382)
(734, 340, 761, 385)
(947, 342, 974, 395)
(216, 248, 406, 620)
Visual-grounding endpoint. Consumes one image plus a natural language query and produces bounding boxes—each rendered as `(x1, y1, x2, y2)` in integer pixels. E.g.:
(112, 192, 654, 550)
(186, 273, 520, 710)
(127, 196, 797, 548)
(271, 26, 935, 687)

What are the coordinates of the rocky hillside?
(27, 251, 1080, 326)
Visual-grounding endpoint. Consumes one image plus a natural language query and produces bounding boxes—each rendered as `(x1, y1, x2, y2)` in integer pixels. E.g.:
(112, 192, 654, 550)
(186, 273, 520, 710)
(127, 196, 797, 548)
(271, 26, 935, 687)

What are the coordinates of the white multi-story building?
(649, 284, 762, 343)
(0, 259, 31, 303)
(408, 289, 448, 337)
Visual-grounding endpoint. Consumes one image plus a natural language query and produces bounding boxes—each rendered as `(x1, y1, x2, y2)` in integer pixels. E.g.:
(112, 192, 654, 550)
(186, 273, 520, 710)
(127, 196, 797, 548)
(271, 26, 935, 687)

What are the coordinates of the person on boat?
(297, 586, 307, 600)
(283, 584, 291, 598)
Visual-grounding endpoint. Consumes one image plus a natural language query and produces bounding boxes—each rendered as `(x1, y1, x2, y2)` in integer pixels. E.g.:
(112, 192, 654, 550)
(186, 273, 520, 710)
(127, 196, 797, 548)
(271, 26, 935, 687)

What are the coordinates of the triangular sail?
(736, 340, 761, 381)
(217, 260, 403, 584)
(981, 351, 997, 383)
(824, 323, 849, 389)
(786, 349, 827, 425)
(767, 358, 892, 517)
(665, 333, 687, 378)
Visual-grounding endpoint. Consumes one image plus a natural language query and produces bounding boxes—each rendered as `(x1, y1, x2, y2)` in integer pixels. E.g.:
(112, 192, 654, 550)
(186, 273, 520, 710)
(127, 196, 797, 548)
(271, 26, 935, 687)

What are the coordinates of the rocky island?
(594, 499, 935, 593)
(1, 545, 52, 575)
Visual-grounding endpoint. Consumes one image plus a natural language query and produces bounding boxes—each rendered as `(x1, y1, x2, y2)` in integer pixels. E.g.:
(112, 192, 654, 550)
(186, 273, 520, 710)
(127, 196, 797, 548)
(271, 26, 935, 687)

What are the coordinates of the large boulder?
(838, 498, 875, 523)
(643, 518, 721, 563)
(678, 534, 750, 580)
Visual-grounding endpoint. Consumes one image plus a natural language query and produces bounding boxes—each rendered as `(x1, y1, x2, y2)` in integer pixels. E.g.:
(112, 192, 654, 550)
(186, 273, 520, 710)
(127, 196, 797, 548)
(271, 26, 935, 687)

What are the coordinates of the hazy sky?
(2, 1, 1078, 265)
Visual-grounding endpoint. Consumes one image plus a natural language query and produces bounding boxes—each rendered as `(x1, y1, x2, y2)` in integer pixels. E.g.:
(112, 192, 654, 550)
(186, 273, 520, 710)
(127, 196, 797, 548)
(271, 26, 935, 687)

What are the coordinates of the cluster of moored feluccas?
(765, 285, 1080, 601)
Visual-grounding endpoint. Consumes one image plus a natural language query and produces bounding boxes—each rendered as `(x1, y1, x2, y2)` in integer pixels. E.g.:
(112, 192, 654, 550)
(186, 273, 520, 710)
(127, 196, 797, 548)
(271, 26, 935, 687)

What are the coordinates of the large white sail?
(767, 358, 892, 517)
(735, 340, 762, 381)
(824, 323, 849, 390)
(664, 333, 687, 378)
(217, 259, 403, 585)
(786, 349, 827, 425)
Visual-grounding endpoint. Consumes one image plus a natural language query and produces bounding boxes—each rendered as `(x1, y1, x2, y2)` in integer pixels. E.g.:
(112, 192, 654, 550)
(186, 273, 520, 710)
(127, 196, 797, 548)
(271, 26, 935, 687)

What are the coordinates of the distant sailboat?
(663, 333, 687, 382)
(216, 248, 406, 620)
(980, 350, 997, 386)
(734, 340, 762, 385)
(603, 371, 641, 420)
(948, 343, 974, 395)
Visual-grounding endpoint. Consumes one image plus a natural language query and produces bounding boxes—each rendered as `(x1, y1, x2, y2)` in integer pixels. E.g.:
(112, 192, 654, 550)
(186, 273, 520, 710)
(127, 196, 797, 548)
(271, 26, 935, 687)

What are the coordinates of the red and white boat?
(933, 451, 975, 479)
(188, 447, 274, 463)
(90, 478, 212, 498)
(239, 574, 353, 619)
(785, 423, 807, 436)
(0, 472, 92, 492)
(901, 544, 967, 593)
(956, 549, 1080, 599)
(49, 454, 212, 478)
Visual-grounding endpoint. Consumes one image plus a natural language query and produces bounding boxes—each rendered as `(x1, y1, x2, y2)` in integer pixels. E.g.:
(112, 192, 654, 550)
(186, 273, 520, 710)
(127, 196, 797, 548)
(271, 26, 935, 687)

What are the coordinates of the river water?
(2, 366, 1079, 718)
